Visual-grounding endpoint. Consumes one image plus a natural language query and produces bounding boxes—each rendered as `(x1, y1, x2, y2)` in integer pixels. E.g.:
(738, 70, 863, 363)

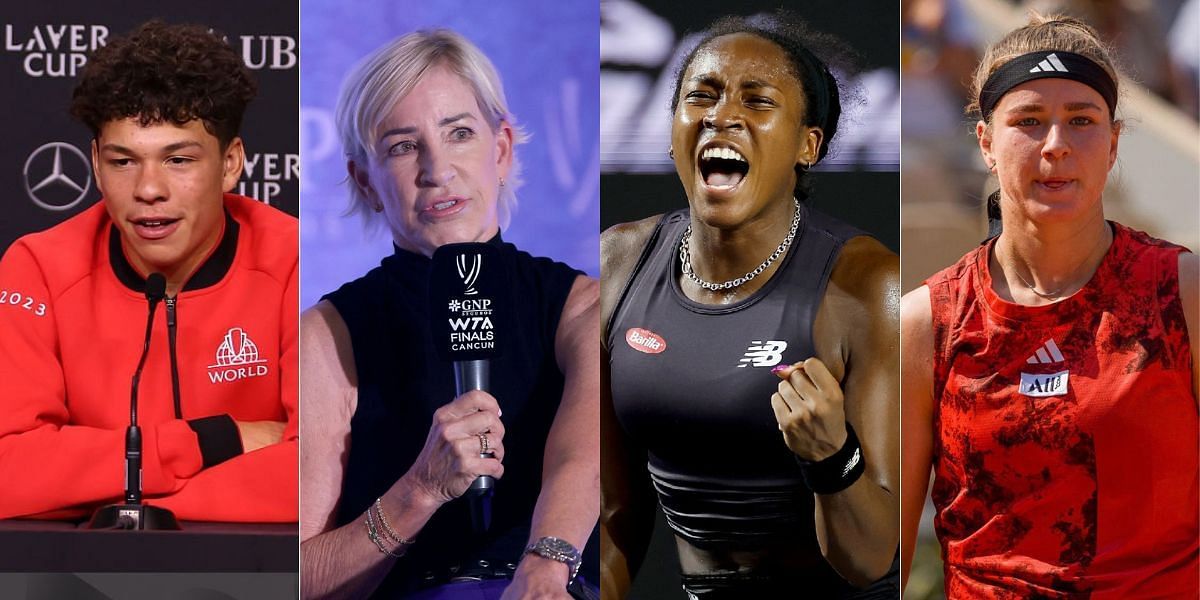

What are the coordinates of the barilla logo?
(626, 328, 666, 354)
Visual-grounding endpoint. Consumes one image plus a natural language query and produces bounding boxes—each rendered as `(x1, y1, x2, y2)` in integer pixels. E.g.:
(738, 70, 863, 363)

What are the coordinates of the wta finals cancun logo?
(446, 252, 494, 352)
(207, 327, 269, 383)
(457, 252, 481, 295)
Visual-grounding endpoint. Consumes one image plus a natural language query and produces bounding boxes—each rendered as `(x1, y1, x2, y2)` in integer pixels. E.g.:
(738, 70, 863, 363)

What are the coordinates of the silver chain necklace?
(1011, 269, 1068, 299)
(679, 198, 801, 292)
(1005, 225, 1110, 300)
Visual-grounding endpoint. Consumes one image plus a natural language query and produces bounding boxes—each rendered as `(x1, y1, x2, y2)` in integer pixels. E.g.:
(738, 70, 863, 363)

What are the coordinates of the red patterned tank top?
(925, 222, 1197, 599)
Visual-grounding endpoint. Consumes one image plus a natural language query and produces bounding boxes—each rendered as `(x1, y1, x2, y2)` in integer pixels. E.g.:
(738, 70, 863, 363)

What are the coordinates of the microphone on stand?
(430, 242, 510, 534)
(88, 273, 180, 530)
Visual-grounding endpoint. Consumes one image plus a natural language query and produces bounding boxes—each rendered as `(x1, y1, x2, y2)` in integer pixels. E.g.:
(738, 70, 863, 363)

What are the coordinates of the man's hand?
(770, 358, 849, 461)
(235, 420, 286, 453)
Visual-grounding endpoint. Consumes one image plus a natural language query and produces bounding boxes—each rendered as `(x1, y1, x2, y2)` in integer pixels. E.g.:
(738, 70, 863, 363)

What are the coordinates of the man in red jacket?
(0, 21, 297, 522)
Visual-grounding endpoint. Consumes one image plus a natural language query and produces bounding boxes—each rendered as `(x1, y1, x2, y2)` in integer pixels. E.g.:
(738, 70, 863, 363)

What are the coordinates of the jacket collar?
(109, 209, 240, 293)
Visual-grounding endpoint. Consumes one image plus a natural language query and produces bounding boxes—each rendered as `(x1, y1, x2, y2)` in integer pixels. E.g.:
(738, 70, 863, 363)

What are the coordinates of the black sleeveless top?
(324, 236, 581, 597)
(608, 204, 864, 549)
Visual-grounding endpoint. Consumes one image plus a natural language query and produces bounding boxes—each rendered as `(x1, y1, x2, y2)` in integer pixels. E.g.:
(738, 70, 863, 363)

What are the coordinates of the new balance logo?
(1029, 53, 1069, 73)
(1026, 338, 1065, 364)
(738, 340, 787, 368)
(207, 327, 269, 383)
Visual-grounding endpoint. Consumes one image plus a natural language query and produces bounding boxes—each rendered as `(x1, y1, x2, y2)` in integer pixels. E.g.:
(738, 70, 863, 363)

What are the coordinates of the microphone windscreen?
(429, 242, 509, 362)
(145, 273, 167, 301)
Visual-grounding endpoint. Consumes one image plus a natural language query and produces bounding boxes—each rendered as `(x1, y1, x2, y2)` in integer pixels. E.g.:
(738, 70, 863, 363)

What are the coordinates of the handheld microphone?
(88, 273, 180, 530)
(430, 242, 510, 534)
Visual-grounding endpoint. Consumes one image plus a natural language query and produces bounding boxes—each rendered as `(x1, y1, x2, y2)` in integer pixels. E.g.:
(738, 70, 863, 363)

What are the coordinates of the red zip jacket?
(0, 193, 297, 522)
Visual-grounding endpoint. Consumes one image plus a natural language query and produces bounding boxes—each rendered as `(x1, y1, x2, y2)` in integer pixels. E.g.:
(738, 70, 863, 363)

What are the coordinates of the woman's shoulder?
(1111, 221, 1192, 260)
(601, 214, 668, 269)
(923, 242, 986, 292)
(600, 214, 669, 333)
(504, 241, 584, 282)
(828, 235, 899, 306)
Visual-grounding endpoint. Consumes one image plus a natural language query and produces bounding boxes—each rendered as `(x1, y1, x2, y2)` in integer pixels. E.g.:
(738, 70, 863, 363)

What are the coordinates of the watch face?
(543, 537, 575, 556)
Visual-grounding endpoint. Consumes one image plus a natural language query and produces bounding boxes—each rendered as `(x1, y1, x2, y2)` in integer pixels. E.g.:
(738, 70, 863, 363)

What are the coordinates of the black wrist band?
(796, 422, 865, 495)
(188, 414, 243, 468)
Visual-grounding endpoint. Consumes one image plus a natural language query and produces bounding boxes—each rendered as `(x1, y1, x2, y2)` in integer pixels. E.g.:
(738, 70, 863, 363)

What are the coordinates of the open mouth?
(420, 195, 469, 218)
(699, 147, 749, 190)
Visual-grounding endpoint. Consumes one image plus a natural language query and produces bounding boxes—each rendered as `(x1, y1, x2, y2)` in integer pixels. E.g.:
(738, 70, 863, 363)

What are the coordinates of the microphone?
(430, 242, 510, 534)
(88, 273, 180, 530)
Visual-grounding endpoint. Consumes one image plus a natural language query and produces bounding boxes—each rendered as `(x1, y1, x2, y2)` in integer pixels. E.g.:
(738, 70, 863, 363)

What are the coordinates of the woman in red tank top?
(900, 13, 1199, 599)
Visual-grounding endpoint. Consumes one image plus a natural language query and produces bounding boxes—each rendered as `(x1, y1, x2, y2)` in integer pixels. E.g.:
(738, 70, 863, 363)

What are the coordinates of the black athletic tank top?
(608, 205, 864, 549)
(324, 236, 580, 597)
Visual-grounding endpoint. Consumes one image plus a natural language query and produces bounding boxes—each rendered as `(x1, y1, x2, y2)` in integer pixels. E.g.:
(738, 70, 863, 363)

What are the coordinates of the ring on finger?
(477, 432, 489, 455)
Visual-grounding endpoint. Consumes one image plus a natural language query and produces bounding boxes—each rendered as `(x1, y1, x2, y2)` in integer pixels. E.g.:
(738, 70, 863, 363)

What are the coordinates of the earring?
(373, 203, 383, 213)
(499, 177, 506, 188)
(668, 147, 675, 159)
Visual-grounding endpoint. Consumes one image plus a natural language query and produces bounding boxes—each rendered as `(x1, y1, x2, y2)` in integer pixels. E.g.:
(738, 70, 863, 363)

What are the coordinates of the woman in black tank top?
(601, 13, 900, 599)
(300, 30, 599, 599)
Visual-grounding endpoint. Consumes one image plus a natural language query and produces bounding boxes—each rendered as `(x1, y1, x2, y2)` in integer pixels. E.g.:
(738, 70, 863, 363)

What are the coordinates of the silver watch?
(523, 536, 582, 584)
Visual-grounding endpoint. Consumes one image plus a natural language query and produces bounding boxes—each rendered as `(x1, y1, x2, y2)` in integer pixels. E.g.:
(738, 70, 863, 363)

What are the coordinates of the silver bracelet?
(364, 504, 405, 558)
(374, 497, 416, 546)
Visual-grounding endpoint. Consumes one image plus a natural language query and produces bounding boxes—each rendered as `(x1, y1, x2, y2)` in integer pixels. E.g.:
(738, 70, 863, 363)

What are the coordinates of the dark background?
(0, 2, 299, 256)
(0, 1, 298, 596)
(601, 1, 899, 598)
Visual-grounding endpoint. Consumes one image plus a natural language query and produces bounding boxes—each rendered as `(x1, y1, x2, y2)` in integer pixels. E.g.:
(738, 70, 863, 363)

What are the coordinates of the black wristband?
(187, 414, 243, 468)
(797, 422, 865, 495)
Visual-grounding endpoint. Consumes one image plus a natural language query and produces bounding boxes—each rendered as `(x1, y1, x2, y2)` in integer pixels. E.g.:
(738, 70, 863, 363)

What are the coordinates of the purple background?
(300, 0, 599, 309)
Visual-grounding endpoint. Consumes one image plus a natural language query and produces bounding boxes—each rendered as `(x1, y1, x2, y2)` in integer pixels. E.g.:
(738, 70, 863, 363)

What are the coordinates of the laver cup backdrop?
(0, 2, 300, 256)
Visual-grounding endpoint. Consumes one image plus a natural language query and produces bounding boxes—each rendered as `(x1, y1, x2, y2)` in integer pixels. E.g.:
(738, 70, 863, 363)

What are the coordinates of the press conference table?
(0, 519, 297, 571)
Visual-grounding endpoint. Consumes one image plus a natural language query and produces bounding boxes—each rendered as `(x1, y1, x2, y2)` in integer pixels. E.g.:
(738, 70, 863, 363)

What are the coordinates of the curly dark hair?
(670, 11, 859, 200)
(70, 20, 256, 148)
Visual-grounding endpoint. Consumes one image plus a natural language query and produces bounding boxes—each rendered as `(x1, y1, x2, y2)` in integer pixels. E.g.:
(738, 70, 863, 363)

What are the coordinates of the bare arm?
(299, 302, 504, 599)
(503, 276, 602, 598)
(299, 301, 433, 600)
(598, 220, 659, 600)
(797, 239, 901, 586)
(899, 286, 935, 590)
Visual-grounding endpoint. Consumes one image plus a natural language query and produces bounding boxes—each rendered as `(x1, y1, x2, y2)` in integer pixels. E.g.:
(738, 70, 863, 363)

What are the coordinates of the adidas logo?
(1029, 53, 1069, 73)
(1026, 338, 1064, 364)
(1021, 338, 1069, 397)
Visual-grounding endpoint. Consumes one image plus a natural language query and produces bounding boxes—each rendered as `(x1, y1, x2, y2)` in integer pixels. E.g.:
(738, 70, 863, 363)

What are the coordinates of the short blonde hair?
(336, 29, 527, 229)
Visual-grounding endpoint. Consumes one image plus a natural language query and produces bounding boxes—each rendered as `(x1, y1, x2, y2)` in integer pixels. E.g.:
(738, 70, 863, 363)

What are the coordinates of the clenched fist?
(770, 358, 848, 462)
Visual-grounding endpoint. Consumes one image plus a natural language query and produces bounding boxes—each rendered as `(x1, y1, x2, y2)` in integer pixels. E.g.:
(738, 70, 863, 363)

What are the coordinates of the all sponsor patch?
(1019, 370, 1069, 397)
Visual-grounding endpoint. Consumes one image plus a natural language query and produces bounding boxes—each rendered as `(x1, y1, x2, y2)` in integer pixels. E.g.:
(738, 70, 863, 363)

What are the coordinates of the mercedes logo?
(23, 142, 92, 212)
